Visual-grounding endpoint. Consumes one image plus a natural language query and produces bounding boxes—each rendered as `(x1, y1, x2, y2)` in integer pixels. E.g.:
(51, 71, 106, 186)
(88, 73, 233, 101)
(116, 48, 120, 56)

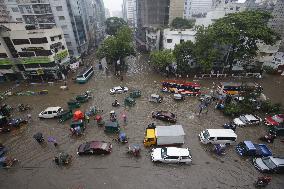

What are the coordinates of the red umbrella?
(73, 110, 84, 121)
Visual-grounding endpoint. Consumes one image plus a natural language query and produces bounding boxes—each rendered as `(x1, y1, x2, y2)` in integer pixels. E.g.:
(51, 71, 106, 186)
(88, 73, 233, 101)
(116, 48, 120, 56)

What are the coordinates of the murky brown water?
(0, 54, 284, 189)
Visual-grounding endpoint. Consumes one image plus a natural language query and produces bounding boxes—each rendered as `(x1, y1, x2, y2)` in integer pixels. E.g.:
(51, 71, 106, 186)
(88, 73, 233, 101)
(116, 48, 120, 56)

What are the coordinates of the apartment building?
(0, 22, 69, 80)
(169, 0, 184, 24)
(0, 0, 9, 22)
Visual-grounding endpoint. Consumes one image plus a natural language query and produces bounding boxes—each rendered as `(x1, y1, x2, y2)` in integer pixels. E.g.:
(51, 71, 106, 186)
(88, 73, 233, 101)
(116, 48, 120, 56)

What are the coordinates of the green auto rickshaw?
(124, 97, 136, 107)
(58, 110, 73, 123)
(129, 90, 141, 98)
(104, 121, 120, 133)
(67, 99, 80, 110)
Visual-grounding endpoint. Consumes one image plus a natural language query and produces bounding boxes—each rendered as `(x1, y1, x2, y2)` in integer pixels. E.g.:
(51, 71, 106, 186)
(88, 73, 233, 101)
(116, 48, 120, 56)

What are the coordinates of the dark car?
(264, 114, 284, 127)
(8, 118, 28, 128)
(253, 156, 284, 174)
(77, 141, 112, 155)
(152, 111, 177, 123)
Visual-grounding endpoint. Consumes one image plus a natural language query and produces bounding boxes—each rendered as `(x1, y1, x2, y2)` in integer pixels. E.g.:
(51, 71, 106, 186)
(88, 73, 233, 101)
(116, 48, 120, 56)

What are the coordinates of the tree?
(173, 41, 195, 74)
(97, 26, 135, 64)
(149, 50, 175, 72)
(171, 17, 195, 29)
(105, 17, 127, 36)
(195, 11, 280, 71)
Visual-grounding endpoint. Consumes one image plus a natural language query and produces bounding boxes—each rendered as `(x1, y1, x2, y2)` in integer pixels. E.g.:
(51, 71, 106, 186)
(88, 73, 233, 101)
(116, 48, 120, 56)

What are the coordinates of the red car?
(264, 114, 284, 126)
(77, 141, 112, 155)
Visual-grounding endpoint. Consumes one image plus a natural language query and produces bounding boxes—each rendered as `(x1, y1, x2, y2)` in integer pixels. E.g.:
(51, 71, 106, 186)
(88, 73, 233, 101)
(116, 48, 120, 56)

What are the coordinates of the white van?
(199, 129, 237, 145)
(38, 107, 63, 119)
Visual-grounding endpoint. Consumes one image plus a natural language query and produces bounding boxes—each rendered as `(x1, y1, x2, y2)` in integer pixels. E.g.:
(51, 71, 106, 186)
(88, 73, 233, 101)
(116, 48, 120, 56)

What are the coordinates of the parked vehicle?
(109, 86, 128, 94)
(268, 125, 284, 137)
(0, 116, 28, 133)
(77, 141, 112, 155)
(216, 82, 262, 96)
(151, 147, 192, 164)
(124, 97, 136, 107)
(236, 141, 272, 157)
(38, 107, 63, 119)
(149, 94, 163, 103)
(104, 121, 120, 133)
(199, 129, 237, 145)
(223, 121, 237, 131)
(75, 92, 90, 103)
(233, 114, 262, 127)
(129, 90, 141, 98)
(152, 111, 177, 123)
(67, 100, 80, 110)
(143, 125, 185, 147)
(58, 110, 73, 123)
(161, 80, 201, 96)
(76, 66, 94, 84)
(264, 114, 284, 126)
(253, 156, 284, 173)
(173, 94, 185, 101)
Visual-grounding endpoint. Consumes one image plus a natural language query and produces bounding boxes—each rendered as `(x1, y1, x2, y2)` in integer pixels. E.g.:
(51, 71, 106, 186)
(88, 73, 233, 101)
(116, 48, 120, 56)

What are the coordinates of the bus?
(216, 82, 262, 96)
(161, 80, 201, 96)
(76, 66, 94, 84)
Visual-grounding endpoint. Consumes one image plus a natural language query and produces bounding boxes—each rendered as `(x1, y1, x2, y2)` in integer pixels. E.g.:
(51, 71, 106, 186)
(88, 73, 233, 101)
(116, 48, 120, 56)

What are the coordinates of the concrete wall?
(163, 28, 196, 50)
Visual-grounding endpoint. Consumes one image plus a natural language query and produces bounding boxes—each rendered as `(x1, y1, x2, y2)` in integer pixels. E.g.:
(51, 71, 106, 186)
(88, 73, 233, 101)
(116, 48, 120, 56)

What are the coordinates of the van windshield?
(161, 148, 167, 158)
(203, 130, 210, 139)
(262, 157, 277, 169)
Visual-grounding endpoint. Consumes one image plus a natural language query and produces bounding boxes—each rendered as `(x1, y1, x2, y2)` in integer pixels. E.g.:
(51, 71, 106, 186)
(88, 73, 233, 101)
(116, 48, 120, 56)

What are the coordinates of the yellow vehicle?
(143, 128, 156, 147)
(217, 82, 262, 96)
(143, 125, 185, 147)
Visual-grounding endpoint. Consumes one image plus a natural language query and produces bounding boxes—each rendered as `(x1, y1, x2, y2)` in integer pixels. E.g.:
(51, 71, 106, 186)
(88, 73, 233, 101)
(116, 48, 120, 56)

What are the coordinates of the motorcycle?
(33, 132, 44, 143)
(255, 176, 271, 188)
(18, 104, 32, 112)
(259, 133, 276, 143)
(112, 100, 120, 107)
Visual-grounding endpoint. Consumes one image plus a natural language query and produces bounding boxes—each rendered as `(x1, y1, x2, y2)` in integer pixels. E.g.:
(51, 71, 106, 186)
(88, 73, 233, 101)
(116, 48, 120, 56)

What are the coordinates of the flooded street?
(0, 54, 284, 189)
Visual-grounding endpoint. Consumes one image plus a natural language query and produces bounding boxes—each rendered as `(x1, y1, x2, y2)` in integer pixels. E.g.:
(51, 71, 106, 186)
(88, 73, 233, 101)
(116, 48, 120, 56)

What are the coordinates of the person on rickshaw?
(112, 99, 120, 107)
(110, 110, 117, 121)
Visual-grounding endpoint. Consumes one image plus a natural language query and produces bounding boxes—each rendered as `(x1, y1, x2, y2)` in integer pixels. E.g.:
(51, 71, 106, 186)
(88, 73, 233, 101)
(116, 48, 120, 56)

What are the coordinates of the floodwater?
(0, 54, 283, 189)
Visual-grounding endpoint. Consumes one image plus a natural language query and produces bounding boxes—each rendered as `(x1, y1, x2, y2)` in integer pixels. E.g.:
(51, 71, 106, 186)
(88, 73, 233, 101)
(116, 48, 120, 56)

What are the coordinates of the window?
(16, 18, 23, 22)
(167, 39, 172, 43)
(18, 51, 35, 57)
(61, 25, 68, 29)
(12, 39, 30, 45)
(29, 37, 48, 44)
(66, 42, 72, 46)
(59, 16, 65, 20)
(68, 50, 74, 55)
(58, 35, 62, 39)
(180, 39, 185, 43)
(11, 7, 19, 12)
(50, 37, 55, 41)
(56, 6, 63, 11)
(0, 53, 8, 58)
(64, 34, 69, 38)
(35, 50, 52, 56)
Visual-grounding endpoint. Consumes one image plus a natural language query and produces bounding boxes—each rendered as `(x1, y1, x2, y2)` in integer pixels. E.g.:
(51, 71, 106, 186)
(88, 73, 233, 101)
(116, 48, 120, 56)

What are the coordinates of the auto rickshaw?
(75, 93, 89, 103)
(86, 106, 103, 117)
(67, 99, 80, 110)
(124, 97, 136, 107)
(54, 152, 72, 166)
(118, 132, 128, 143)
(173, 94, 185, 101)
(104, 121, 120, 133)
(58, 110, 73, 123)
(129, 90, 141, 98)
(127, 144, 140, 157)
(149, 94, 163, 103)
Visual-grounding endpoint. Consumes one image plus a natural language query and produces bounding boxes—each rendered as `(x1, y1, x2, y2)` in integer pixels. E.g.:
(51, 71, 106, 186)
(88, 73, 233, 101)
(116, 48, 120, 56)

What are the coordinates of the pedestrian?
(122, 113, 127, 123)
(85, 114, 90, 124)
(198, 104, 203, 115)
(120, 75, 123, 81)
(48, 137, 58, 147)
(27, 113, 32, 122)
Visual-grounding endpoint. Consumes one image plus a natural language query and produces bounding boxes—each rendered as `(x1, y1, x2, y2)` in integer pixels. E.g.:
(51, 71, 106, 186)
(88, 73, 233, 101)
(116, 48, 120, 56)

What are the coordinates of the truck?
(236, 141, 272, 157)
(143, 125, 185, 147)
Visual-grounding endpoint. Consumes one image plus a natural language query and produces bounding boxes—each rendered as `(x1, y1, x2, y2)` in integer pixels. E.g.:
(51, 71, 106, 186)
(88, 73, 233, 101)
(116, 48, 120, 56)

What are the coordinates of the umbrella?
(73, 110, 84, 120)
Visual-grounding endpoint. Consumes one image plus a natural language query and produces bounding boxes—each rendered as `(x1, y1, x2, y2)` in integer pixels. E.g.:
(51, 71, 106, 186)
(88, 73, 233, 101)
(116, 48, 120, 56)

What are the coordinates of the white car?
(109, 86, 128, 94)
(233, 114, 262, 127)
(38, 107, 63, 119)
(151, 147, 192, 164)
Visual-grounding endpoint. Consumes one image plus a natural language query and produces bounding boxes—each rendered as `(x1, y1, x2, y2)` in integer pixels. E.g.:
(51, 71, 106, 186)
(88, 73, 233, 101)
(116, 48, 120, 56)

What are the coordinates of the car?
(152, 111, 177, 123)
(253, 156, 284, 173)
(38, 107, 63, 119)
(264, 114, 284, 127)
(77, 141, 112, 155)
(8, 118, 28, 128)
(109, 86, 128, 94)
(149, 94, 163, 103)
(232, 114, 262, 127)
(151, 147, 192, 164)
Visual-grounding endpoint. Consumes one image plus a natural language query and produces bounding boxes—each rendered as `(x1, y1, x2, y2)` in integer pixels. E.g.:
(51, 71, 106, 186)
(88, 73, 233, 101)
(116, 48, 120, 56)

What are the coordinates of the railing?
(194, 73, 261, 79)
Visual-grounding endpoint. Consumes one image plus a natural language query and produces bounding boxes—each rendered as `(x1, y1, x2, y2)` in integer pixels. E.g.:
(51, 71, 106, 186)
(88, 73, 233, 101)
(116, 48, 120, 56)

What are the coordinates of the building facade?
(0, 22, 69, 80)
(163, 28, 196, 50)
(169, 0, 184, 24)
(124, 0, 137, 28)
(184, 0, 213, 19)
(0, 0, 9, 22)
(268, 0, 284, 51)
(4, 0, 105, 57)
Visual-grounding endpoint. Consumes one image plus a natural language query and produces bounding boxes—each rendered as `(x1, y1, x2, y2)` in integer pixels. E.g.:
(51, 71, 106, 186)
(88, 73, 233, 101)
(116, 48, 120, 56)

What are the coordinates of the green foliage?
(171, 17, 195, 29)
(194, 11, 279, 71)
(260, 101, 282, 114)
(173, 41, 195, 74)
(105, 17, 127, 36)
(97, 26, 135, 63)
(149, 50, 175, 72)
(262, 65, 278, 74)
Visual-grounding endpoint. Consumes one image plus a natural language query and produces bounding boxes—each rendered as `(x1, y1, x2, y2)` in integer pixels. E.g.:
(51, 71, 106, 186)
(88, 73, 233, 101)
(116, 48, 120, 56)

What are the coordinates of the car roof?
(244, 114, 258, 121)
(44, 107, 62, 111)
(113, 86, 122, 89)
(89, 141, 108, 150)
(243, 141, 256, 150)
(146, 129, 155, 138)
(269, 157, 284, 165)
(151, 94, 159, 98)
(206, 129, 237, 138)
(166, 147, 189, 156)
(156, 125, 185, 136)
